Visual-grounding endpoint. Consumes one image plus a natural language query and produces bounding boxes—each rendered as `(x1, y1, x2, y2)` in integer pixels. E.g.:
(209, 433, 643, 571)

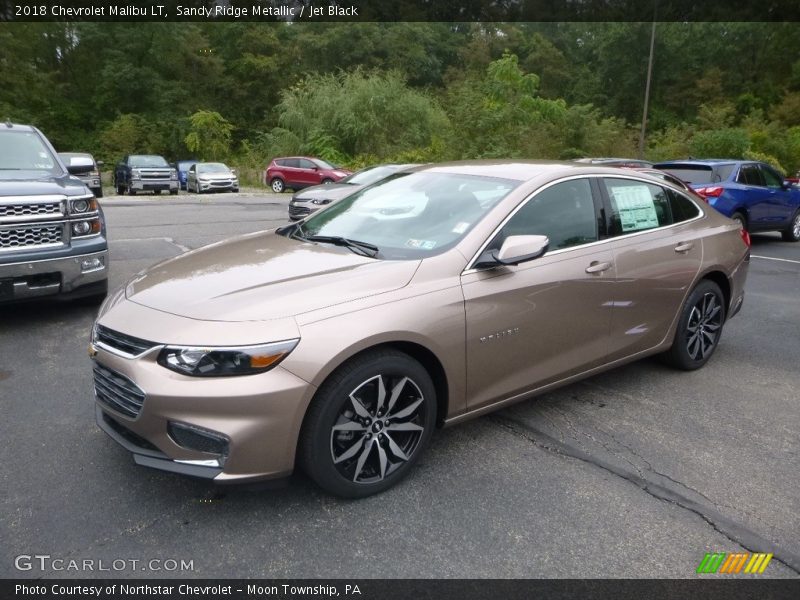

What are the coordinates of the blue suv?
(654, 159, 800, 242)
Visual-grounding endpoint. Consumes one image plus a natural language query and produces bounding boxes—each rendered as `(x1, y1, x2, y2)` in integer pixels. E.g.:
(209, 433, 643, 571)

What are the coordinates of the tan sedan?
(90, 161, 750, 497)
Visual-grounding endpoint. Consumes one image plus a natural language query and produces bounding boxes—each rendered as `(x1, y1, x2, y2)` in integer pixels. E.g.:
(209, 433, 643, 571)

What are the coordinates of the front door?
(461, 177, 614, 411)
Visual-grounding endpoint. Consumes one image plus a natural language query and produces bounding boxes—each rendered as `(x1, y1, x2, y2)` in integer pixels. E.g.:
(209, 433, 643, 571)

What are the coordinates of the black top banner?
(1, 0, 798, 23)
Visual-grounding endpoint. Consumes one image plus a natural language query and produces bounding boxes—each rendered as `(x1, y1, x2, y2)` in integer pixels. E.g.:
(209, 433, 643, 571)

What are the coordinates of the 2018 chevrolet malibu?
(90, 161, 750, 497)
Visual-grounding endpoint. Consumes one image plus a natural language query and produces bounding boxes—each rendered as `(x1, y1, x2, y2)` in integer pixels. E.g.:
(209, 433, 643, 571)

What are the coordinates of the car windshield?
(294, 171, 519, 260)
(342, 166, 402, 186)
(0, 130, 60, 174)
(312, 158, 335, 170)
(197, 162, 229, 173)
(129, 155, 169, 168)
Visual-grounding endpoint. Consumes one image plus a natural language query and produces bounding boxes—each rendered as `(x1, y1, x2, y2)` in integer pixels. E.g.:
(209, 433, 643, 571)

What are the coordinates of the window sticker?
(406, 239, 437, 250)
(610, 185, 659, 231)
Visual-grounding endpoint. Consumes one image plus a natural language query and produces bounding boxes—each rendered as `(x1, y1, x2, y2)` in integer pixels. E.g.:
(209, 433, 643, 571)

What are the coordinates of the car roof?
(2, 122, 37, 133)
(59, 152, 93, 158)
(409, 159, 640, 183)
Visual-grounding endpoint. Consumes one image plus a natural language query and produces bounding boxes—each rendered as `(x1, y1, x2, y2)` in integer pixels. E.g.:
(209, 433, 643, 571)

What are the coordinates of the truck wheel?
(153, 190, 161, 195)
(129, 186, 136, 196)
(116, 181, 125, 195)
(170, 189, 178, 196)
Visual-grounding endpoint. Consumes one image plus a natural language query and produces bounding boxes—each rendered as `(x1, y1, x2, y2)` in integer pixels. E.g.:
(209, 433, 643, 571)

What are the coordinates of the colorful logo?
(696, 552, 773, 574)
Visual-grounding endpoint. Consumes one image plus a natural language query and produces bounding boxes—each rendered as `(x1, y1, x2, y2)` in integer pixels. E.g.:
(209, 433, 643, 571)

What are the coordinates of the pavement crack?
(489, 414, 800, 576)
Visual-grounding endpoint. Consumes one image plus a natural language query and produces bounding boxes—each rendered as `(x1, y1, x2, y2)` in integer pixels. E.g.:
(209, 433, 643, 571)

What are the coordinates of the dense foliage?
(2, 22, 799, 181)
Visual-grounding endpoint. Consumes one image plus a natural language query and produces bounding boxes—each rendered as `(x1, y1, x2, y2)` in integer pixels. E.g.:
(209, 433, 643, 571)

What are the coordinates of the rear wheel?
(661, 280, 725, 371)
(300, 350, 436, 498)
(271, 178, 285, 193)
(781, 210, 800, 242)
(116, 184, 125, 196)
(128, 186, 136, 196)
(730, 211, 746, 231)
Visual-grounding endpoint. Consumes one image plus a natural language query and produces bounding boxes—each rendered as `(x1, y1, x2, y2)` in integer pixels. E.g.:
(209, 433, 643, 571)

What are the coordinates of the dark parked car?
(654, 159, 800, 241)
(265, 157, 352, 193)
(1, 123, 108, 303)
(289, 164, 418, 221)
(174, 159, 198, 191)
(187, 162, 239, 194)
(114, 154, 178, 196)
(59, 152, 103, 198)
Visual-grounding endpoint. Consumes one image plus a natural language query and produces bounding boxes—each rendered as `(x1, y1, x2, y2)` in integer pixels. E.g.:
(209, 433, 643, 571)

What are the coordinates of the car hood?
(125, 231, 420, 322)
(0, 173, 90, 197)
(198, 171, 235, 178)
(294, 183, 360, 201)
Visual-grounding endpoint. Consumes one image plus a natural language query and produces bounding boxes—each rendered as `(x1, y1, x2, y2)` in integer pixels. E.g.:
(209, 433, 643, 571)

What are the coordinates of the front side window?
(760, 165, 783, 189)
(603, 178, 672, 235)
(299, 159, 316, 169)
(488, 178, 598, 253)
(297, 172, 519, 260)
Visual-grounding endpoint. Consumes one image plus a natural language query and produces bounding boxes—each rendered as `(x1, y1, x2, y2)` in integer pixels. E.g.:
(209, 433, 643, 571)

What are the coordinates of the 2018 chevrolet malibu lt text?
(90, 161, 749, 497)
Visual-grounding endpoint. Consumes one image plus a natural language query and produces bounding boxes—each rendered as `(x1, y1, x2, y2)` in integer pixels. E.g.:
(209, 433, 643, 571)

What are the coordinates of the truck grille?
(93, 365, 146, 418)
(141, 170, 171, 180)
(0, 223, 64, 251)
(0, 202, 64, 220)
(95, 324, 157, 357)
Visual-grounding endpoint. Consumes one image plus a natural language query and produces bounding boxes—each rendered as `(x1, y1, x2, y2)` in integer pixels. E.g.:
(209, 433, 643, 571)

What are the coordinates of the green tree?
(184, 110, 234, 160)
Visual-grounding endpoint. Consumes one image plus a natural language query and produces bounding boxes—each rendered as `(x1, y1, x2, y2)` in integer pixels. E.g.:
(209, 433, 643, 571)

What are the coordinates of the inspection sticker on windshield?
(452, 222, 470, 234)
(609, 185, 659, 232)
(406, 239, 437, 250)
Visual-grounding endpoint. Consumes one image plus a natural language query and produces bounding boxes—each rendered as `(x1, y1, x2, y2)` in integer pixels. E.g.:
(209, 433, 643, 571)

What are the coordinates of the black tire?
(781, 210, 800, 242)
(115, 180, 125, 196)
(128, 186, 136, 196)
(730, 211, 747, 231)
(661, 279, 726, 371)
(321, 178, 334, 184)
(93, 187, 103, 199)
(170, 189, 178, 196)
(153, 190, 161, 195)
(271, 178, 285, 193)
(300, 350, 436, 498)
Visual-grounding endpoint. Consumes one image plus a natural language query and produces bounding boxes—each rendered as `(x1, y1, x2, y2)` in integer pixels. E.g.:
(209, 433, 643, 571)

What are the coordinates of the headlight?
(71, 218, 101, 237)
(157, 339, 299, 377)
(131, 169, 141, 179)
(70, 196, 97, 214)
(170, 169, 178, 180)
(198, 177, 209, 182)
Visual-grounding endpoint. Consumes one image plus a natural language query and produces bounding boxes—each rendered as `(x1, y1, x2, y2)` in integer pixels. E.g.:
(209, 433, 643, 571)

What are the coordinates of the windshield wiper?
(304, 235, 380, 258)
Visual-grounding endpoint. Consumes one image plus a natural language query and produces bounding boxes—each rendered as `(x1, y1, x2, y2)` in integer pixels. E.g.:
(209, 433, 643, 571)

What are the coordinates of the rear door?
(599, 176, 704, 361)
(461, 177, 614, 411)
(734, 164, 772, 228)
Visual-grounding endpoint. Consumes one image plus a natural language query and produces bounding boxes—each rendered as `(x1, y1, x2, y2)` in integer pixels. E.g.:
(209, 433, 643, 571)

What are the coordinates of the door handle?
(674, 242, 694, 253)
(585, 261, 612, 274)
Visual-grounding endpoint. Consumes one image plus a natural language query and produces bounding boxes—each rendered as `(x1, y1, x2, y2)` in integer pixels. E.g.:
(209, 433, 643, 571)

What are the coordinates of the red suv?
(265, 157, 352, 193)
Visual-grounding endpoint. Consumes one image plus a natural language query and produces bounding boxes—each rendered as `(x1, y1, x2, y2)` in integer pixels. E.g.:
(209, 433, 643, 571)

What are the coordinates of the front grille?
(289, 205, 312, 218)
(93, 364, 146, 418)
(95, 324, 156, 356)
(141, 170, 171, 180)
(102, 412, 161, 453)
(0, 202, 64, 219)
(0, 224, 64, 250)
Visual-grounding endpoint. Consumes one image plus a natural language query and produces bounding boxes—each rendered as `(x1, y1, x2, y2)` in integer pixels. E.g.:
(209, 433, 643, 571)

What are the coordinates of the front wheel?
(300, 350, 436, 498)
(661, 280, 726, 371)
(730, 211, 746, 231)
(271, 178, 285, 193)
(781, 210, 800, 242)
(321, 178, 334, 185)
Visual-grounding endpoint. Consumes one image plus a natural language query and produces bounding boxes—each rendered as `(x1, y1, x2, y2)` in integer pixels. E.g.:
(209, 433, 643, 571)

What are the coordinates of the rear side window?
(737, 165, 765, 187)
(667, 189, 701, 223)
(603, 178, 672, 235)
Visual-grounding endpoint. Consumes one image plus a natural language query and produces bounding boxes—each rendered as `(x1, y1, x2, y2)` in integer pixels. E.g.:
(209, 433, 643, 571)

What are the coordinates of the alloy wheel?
(330, 374, 426, 484)
(793, 213, 800, 238)
(686, 292, 722, 360)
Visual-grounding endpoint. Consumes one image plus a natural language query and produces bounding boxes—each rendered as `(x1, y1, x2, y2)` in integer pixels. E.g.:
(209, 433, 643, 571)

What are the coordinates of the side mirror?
(65, 156, 95, 175)
(474, 235, 550, 269)
(95, 160, 104, 168)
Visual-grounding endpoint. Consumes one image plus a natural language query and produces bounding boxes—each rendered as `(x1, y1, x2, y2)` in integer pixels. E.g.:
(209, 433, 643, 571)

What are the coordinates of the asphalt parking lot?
(1, 190, 798, 579)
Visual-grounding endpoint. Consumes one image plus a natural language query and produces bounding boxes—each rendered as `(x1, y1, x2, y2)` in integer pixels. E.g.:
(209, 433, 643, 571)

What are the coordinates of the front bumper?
(197, 180, 239, 192)
(91, 334, 314, 484)
(0, 249, 108, 301)
(131, 179, 178, 192)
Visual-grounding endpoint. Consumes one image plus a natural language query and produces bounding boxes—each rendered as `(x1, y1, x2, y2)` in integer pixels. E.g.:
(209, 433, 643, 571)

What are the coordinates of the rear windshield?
(656, 164, 734, 184)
